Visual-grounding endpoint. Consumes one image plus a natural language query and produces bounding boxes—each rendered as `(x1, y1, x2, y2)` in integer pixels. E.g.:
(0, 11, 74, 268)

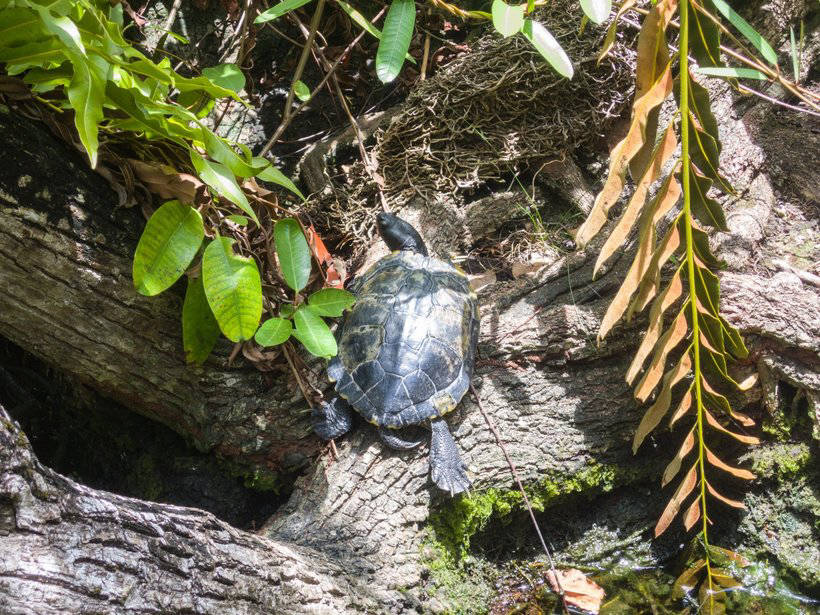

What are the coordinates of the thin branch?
(258, 6, 387, 157)
(469, 383, 568, 613)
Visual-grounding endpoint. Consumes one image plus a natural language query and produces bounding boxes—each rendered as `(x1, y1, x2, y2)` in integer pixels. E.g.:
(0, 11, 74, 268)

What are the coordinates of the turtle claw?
(378, 426, 425, 450)
(313, 397, 353, 440)
(429, 418, 471, 495)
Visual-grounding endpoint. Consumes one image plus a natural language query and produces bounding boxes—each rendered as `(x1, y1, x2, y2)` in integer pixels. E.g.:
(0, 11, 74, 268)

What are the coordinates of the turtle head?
(376, 213, 428, 256)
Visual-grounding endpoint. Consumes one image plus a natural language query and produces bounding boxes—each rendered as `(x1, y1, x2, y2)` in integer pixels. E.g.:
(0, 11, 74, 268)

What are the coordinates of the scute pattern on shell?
(328, 251, 479, 428)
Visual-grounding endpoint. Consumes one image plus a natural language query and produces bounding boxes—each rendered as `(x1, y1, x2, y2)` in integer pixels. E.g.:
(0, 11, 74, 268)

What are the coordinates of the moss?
(421, 462, 638, 612)
(242, 467, 280, 492)
(428, 462, 629, 564)
(749, 442, 812, 480)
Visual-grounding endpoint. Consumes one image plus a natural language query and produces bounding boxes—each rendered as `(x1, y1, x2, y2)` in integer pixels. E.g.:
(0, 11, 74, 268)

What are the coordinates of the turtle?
(312, 212, 478, 495)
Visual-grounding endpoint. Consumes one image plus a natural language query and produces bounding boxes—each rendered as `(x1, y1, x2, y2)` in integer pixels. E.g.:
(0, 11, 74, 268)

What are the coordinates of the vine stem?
(469, 383, 568, 613)
(679, 0, 715, 609)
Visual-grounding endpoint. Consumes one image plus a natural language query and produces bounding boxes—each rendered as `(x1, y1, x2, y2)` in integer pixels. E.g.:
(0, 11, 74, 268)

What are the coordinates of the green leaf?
(36, 7, 85, 56)
(280, 304, 295, 318)
(202, 128, 267, 178)
(255, 317, 293, 346)
(182, 274, 221, 364)
(293, 306, 337, 358)
(688, 3, 721, 68)
(579, 0, 611, 25)
(254, 0, 314, 23)
(694, 66, 768, 80)
(688, 164, 728, 231)
(521, 19, 574, 79)
(65, 55, 106, 168)
(254, 158, 305, 200)
(190, 151, 259, 225)
(491, 0, 524, 38)
(308, 288, 356, 317)
(227, 215, 249, 226)
(133, 200, 205, 296)
(202, 237, 264, 342)
(293, 79, 311, 101)
(375, 0, 416, 83)
(202, 63, 245, 93)
(334, 0, 415, 63)
(789, 25, 799, 82)
(710, 0, 778, 67)
(274, 218, 312, 292)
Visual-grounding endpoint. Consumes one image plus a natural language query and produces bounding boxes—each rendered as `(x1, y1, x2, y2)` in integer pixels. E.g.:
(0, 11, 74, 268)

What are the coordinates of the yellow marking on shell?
(433, 393, 457, 415)
(369, 417, 379, 425)
(454, 265, 468, 278)
(469, 290, 478, 300)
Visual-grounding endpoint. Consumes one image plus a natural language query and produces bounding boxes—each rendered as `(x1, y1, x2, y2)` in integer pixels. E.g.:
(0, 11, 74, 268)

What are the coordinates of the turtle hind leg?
(313, 397, 354, 440)
(378, 426, 425, 450)
(429, 418, 471, 496)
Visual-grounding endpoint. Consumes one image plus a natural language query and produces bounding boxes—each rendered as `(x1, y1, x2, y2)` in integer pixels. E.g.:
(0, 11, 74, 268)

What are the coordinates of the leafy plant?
(574, 0, 806, 611)
(134, 207, 354, 361)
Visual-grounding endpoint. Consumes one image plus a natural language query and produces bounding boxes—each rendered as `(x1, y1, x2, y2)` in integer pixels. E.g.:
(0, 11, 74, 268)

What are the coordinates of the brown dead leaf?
(597, 0, 638, 65)
(633, 350, 692, 452)
(706, 480, 745, 509)
(628, 215, 682, 320)
(662, 428, 695, 486)
(634, 306, 689, 401)
(546, 568, 605, 615)
(669, 385, 693, 427)
(468, 271, 496, 292)
(705, 445, 755, 480)
(595, 123, 678, 277)
(683, 495, 701, 530)
(655, 462, 698, 536)
(128, 159, 202, 203)
(626, 266, 683, 384)
(704, 407, 760, 444)
(574, 63, 674, 248)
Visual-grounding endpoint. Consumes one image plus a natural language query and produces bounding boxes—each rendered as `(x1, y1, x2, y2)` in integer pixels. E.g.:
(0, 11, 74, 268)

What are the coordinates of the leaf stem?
(679, 0, 715, 608)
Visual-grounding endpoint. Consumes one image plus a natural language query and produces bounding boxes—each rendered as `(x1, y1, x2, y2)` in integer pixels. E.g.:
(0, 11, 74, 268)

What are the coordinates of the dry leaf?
(662, 428, 695, 486)
(633, 351, 692, 452)
(128, 159, 202, 203)
(669, 385, 693, 427)
(546, 568, 605, 614)
(704, 408, 760, 444)
(595, 123, 678, 276)
(634, 308, 689, 401)
(683, 496, 701, 530)
(706, 480, 745, 509)
(468, 271, 496, 292)
(626, 267, 683, 383)
(655, 462, 697, 536)
(574, 64, 674, 247)
(628, 216, 682, 321)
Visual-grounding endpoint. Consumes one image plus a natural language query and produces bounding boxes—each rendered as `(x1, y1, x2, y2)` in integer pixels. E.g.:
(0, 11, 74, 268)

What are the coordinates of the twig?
(469, 382, 568, 611)
(282, 342, 314, 408)
(420, 8, 432, 81)
(258, 6, 387, 157)
(153, 0, 183, 63)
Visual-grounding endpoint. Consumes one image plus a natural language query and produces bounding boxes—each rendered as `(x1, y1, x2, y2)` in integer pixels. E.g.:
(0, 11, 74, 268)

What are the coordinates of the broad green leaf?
(274, 218, 312, 292)
(688, 165, 728, 231)
(308, 288, 356, 317)
(191, 151, 259, 225)
(202, 237, 263, 342)
(182, 274, 221, 364)
(133, 200, 204, 296)
(293, 306, 337, 357)
(255, 317, 293, 346)
(0, 8, 46, 48)
(688, 3, 720, 68)
(293, 79, 311, 101)
(66, 54, 106, 168)
(202, 63, 245, 93)
(521, 19, 574, 79)
(334, 0, 416, 63)
(694, 66, 767, 80)
(202, 129, 267, 178)
(711, 0, 778, 67)
(254, 158, 305, 200)
(254, 0, 314, 23)
(579, 0, 611, 25)
(227, 215, 249, 225)
(280, 304, 295, 318)
(0, 38, 65, 73)
(375, 0, 416, 84)
(491, 0, 524, 38)
(36, 7, 85, 56)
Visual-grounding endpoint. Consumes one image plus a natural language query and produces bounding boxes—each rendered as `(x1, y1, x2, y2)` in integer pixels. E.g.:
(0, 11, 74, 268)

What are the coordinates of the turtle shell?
(327, 251, 479, 429)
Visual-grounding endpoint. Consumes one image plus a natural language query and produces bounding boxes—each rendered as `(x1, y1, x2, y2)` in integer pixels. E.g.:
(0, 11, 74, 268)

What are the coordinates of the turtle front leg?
(429, 418, 471, 495)
(312, 397, 354, 440)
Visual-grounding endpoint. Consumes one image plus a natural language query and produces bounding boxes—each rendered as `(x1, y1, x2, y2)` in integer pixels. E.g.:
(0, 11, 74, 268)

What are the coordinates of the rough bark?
(0, 405, 383, 614)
